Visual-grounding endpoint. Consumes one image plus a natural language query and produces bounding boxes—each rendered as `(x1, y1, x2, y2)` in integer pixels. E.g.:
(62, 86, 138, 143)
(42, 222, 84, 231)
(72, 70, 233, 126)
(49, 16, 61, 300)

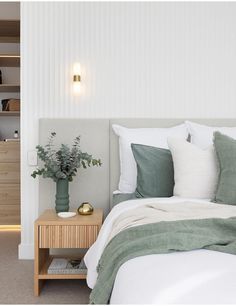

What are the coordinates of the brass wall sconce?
(73, 63, 81, 94)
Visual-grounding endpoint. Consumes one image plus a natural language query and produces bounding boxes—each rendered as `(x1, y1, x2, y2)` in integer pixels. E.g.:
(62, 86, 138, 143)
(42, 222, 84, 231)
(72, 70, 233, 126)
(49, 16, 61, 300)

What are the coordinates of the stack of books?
(48, 258, 87, 275)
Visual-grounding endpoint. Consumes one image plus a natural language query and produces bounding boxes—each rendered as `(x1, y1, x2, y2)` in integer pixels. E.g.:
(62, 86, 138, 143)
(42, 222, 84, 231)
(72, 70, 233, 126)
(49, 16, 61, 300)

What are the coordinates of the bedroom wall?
(20, 2, 236, 258)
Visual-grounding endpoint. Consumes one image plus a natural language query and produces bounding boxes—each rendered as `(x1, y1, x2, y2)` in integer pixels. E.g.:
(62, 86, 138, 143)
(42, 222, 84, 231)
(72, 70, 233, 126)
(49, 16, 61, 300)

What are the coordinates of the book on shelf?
(48, 258, 87, 275)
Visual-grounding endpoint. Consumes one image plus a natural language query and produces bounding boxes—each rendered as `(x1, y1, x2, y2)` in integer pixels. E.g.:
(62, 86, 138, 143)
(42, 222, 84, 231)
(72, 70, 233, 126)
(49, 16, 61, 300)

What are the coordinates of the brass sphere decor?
(78, 202, 94, 215)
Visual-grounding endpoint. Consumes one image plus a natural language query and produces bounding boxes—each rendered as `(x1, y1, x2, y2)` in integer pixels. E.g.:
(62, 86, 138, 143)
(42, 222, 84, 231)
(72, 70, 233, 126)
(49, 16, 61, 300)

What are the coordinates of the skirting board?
(18, 243, 34, 260)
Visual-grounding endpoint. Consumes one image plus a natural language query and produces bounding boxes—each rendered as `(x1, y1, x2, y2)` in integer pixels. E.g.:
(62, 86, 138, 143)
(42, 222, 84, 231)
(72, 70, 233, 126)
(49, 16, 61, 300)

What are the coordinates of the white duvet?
(84, 197, 236, 304)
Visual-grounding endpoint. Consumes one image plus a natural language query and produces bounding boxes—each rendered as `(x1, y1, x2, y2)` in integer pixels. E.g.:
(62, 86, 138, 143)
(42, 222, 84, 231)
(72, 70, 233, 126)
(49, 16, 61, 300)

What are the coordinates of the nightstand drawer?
(39, 225, 100, 248)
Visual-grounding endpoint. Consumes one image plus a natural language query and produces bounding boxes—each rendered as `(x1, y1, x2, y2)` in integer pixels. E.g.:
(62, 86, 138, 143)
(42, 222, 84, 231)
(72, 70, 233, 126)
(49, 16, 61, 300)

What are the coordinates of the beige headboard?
(39, 118, 236, 215)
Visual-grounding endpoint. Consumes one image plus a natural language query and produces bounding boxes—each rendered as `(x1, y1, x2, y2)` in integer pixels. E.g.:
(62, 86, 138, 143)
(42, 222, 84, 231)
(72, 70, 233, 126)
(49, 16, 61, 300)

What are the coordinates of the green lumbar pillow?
(213, 131, 236, 205)
(131, 143, 174, 198)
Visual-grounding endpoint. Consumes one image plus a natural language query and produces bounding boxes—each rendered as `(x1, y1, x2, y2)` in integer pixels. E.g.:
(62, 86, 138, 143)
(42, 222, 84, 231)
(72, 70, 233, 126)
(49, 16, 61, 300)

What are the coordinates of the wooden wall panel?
(0, 204, 20, 225)
(0, 163, 20, 183)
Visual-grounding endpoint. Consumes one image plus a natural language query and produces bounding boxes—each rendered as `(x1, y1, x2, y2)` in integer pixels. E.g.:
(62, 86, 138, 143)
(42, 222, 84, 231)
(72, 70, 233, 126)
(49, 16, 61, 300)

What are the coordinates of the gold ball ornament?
(77, 202, 94, 215)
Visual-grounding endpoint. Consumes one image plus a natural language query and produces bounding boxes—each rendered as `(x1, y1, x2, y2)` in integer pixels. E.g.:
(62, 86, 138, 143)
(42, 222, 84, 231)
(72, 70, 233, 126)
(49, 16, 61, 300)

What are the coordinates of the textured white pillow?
(168, 137, 218, 199)
(112, 124, 188, 193)
(186, 121, 236, 149)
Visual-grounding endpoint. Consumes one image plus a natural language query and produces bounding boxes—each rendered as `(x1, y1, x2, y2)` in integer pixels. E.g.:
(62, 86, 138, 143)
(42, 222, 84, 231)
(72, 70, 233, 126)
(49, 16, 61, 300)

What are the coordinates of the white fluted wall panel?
(20, 2, 236, 258)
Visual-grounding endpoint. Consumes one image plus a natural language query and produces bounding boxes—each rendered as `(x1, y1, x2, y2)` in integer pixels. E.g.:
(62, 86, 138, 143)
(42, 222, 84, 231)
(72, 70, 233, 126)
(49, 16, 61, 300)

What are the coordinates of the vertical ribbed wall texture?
(20, 2, 236, 258)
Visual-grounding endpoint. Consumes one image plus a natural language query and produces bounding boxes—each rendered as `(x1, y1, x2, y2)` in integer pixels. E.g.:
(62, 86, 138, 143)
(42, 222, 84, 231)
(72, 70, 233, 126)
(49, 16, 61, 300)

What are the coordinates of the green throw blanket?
(90, 217, 236, 304)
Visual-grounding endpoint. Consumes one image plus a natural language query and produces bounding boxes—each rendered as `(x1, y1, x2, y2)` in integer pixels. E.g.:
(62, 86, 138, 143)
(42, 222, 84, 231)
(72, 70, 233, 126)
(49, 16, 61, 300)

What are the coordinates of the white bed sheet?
(84, 196, 236, 304)
(110, 250, 236, 304)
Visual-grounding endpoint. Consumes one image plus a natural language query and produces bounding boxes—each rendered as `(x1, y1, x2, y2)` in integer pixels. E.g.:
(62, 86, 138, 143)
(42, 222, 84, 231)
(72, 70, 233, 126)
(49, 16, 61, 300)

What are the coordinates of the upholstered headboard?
(39, 118, 236, 215)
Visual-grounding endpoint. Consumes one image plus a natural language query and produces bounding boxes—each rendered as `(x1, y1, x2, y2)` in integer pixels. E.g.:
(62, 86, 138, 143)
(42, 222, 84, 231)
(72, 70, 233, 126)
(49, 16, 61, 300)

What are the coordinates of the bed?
(39, 118, 236, 304)
(84, 119, 236, 304)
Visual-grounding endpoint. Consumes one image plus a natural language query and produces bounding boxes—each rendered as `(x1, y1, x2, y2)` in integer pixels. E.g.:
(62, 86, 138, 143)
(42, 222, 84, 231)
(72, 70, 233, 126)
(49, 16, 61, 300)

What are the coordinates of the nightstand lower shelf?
(38, 255, 87, 279)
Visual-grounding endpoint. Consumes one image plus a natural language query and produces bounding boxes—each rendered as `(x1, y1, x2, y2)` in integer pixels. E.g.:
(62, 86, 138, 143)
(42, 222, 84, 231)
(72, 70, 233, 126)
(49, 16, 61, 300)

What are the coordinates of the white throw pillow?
(112, 124, 188, 193)
(186, 121, 236, 149)
(168, 137, 218, 199)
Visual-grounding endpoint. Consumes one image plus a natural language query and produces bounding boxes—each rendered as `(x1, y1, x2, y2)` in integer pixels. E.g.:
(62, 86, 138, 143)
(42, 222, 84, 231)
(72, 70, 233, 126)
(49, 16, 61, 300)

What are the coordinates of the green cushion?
(131, 143, 174, 198)
(112, 193, 137, 206)
(213, 132, 236, 205)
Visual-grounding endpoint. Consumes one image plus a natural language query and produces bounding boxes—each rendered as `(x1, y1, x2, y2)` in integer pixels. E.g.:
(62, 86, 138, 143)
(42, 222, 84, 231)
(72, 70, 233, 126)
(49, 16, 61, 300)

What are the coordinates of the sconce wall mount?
(73, 75, 81, 82)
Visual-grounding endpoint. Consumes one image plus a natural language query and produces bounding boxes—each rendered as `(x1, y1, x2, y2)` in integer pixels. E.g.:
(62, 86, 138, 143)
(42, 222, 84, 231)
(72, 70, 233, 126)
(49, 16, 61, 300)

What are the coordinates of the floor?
(0, 231, 90, 304)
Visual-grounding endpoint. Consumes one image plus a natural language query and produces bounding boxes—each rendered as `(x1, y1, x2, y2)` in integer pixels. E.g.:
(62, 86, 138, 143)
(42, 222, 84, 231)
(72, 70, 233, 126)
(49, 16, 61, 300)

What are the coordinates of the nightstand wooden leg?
(34, 248, 49, 296)
(34, 276, 40, 296)
(34, 277, 45, 296)
(34, 223, 49, 296)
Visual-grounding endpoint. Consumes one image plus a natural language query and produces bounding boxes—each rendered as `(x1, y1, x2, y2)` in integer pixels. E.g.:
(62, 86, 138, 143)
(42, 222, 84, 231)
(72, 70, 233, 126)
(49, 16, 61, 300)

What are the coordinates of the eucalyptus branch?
(31, 132, 102, 182)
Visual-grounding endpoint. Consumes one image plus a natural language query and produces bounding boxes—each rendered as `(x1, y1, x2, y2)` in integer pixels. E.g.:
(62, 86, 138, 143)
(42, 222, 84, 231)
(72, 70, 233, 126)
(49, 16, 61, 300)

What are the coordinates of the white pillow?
(186, 121, 236, 149)
(168, 137, 218, 199)
(112, 124, 188, 193)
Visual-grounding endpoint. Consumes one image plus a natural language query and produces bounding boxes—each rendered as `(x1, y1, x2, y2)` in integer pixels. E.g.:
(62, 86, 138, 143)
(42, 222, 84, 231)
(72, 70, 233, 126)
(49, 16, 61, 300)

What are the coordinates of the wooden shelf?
(0, 20, 20, 43)
(0, 55, 20, 67)
(38, 256, 87, 280)
(0, 111, 20, 117)
(0, 84, 20, 92)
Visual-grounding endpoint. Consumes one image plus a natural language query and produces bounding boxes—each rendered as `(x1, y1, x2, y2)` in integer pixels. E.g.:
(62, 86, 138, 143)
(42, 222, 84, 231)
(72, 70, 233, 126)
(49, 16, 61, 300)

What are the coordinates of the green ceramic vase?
(55, 178, 69, 213)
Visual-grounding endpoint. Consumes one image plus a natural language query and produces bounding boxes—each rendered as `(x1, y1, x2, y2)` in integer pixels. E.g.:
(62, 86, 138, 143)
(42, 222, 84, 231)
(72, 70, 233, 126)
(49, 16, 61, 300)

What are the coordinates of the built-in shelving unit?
(0, 8, 20, 227)
(0, 20, 20, 43)
(0, 19, 21, 116)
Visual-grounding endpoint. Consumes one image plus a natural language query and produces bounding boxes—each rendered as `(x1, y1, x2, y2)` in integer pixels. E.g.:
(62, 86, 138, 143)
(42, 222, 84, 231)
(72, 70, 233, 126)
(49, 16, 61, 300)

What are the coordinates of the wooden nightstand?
(34, 209, 103, 296)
